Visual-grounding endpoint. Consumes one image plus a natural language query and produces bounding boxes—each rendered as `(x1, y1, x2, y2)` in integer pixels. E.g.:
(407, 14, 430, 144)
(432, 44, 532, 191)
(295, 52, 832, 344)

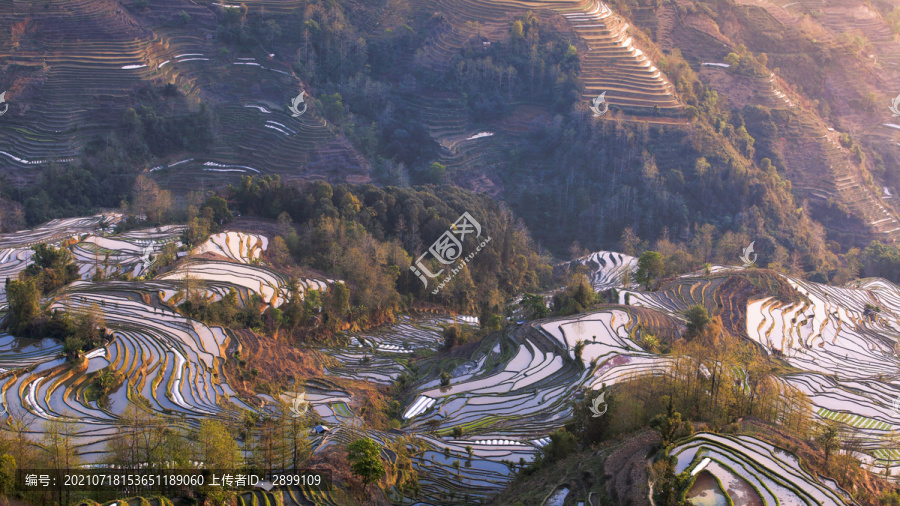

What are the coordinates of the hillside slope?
(0, 0, 370, 186)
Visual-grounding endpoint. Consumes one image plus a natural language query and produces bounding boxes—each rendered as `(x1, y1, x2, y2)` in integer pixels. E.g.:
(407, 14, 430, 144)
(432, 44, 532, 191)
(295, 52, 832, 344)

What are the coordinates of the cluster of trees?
(11, 161, 133, 227)
(6, 175, 232, 342)
(852, 241, 900, 283)
(230, 177, 553, 330)
(0, 402, 314, 501)
(616, 236, 900, 288)
(4, 277, 41, 337)
(427, 13, 581, 119)
(2, 0, 885, 294)
(557, 219, 863, 290)
(550, 274, 598, 316)
(178, 275, 351, 340)
(206, 0, 443, 184)
(121, 101, 213, 159)
(24, 244, 79, 293)
(6, 293, 109, 359)
(724, 45, 770, 77)
(7, 83, 214, 227)
(178, 282, 270, 332)
(4, 244, 107, 354)
(440, 321, 498, 350)
(0, 403, 398, 504)
(127, 175, 232, 241)
(207, 1, 583, 187)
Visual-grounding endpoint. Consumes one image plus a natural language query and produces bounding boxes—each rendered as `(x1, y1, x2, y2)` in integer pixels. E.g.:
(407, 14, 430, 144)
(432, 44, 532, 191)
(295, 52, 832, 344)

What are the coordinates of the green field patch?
(332, 401, 353, 417)
(874, 448, 900, 462)
(816, 407, 891, 431)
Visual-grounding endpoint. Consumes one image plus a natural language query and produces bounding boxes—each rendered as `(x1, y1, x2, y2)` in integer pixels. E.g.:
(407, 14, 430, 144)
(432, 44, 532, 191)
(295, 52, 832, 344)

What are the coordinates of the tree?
(539, 428, 576, 464)
(816, 422, 841, 464)
(25, 243, 79, 293)
(510, 20, 524, 40)
(192, 420, 241, 469)
(320, 93, 345, 124)
(649, 402, 690, 446)
(269, 236, 293, 266)
(276, 402, 312, 470)
(565, 388, 611, 447)
(41, 417, 81, 471)
(96, 368, 121, 396)
(325, 282, 350, 331)
(0, 454, 16, 495)
(347, 437, 385, 489)
(620, 227, 641, 256)
(75, 303, 106, 349)
(5, 278, 40, 336)
(683, 305, 711, 340)
(426, 162, 446, 184)
(249, 416, 284, 474)
(184, 214, 211, 246)
(521, 293, 549, 320)
(573, 339, 586, 363)
(202, 196, 233, 225)
(552, 274, 596, 316)
(443, 325, 461, 349)
(132, 174, 171, 224)
(635, 251, 664, 290)
(651, 455, 692, 506)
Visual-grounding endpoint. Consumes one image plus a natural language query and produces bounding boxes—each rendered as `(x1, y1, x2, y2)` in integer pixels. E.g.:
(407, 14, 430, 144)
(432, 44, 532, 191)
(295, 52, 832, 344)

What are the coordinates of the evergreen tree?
(635, 251, 665, 290)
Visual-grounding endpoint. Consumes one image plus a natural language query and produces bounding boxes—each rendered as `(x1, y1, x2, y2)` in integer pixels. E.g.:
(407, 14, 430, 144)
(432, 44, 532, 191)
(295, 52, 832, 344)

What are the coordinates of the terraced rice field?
(716, 0, 900, 242)
(0, 218, 523, 503)
(72, 225, 186, 279)
(743, 274, 900, 464)
(672, 433, 853, 505)
(0, 0, 366, 185)
(393, 304, 681, 501)
(0, 213, 124, 308)
(401, 307, 674, 431)
(327, 315, 479, 385)
(421, 0, 682, 115)
(567, 250, 637, 290)
(0, 224, 334, 461)
(3, 216, 894, 502)
(613, 259, 900, 472)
